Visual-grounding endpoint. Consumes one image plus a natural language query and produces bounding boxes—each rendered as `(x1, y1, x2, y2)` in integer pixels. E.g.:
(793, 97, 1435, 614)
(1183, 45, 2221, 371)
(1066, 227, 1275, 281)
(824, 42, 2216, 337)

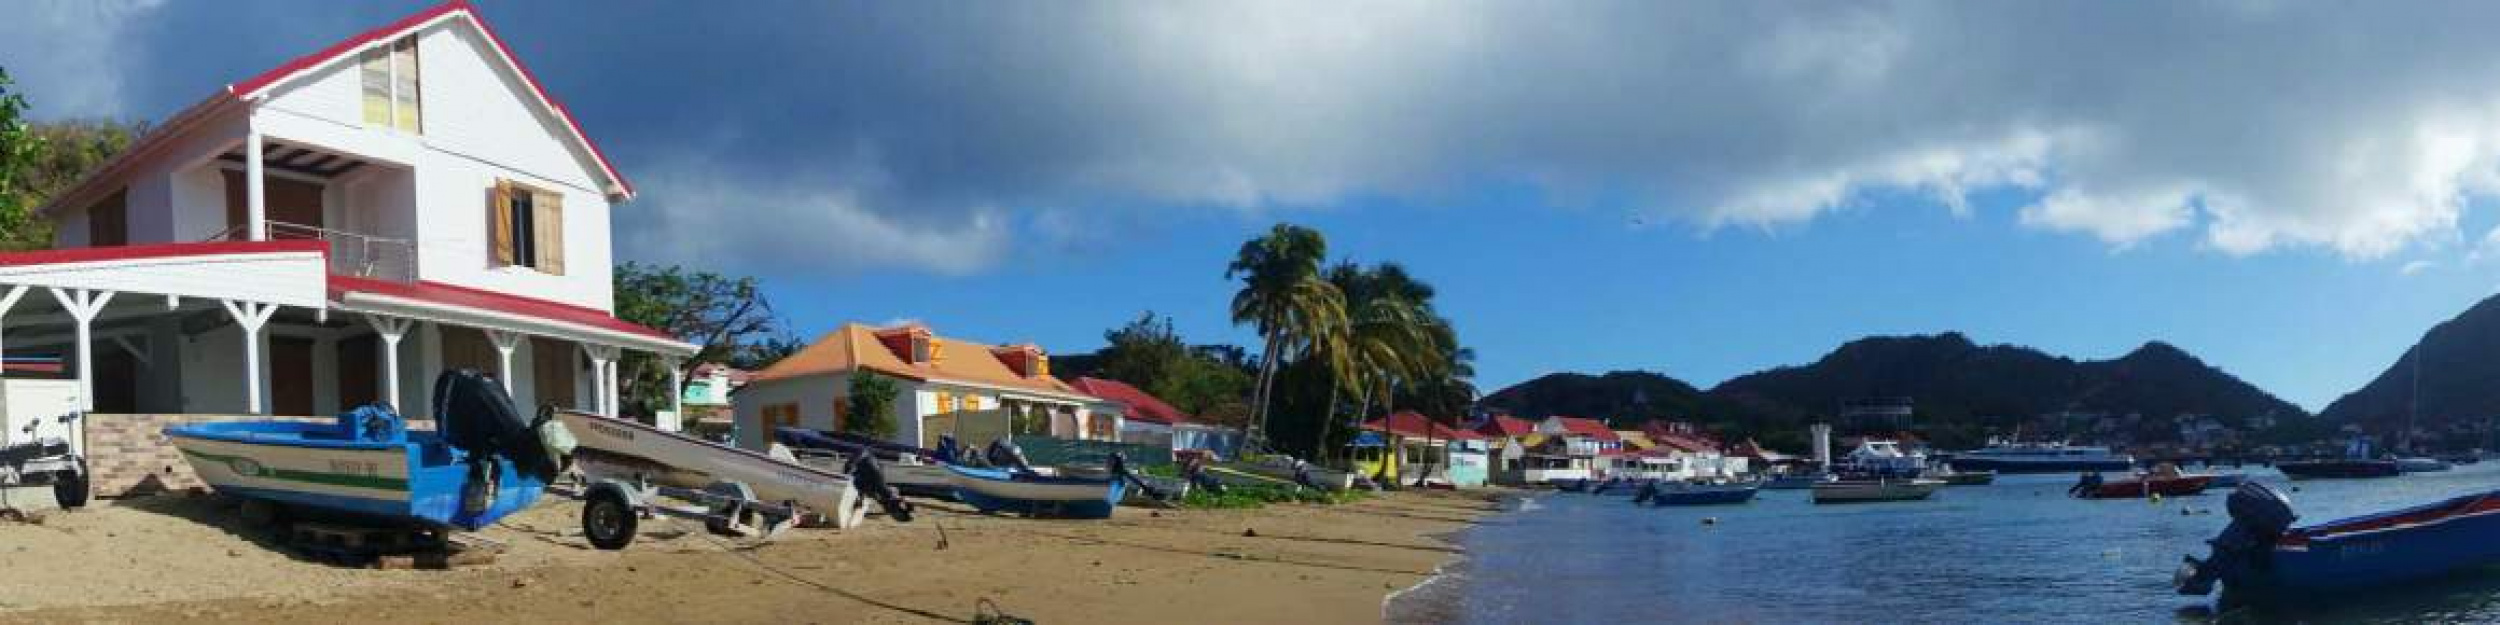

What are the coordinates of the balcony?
(205, 220, 416, 282)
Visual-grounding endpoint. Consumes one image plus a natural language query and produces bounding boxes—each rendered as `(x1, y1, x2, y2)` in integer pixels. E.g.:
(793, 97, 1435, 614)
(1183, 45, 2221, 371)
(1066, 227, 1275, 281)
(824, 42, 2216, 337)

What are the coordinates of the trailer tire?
(584, 487, 639, 551)
(703, 481, 759, 537)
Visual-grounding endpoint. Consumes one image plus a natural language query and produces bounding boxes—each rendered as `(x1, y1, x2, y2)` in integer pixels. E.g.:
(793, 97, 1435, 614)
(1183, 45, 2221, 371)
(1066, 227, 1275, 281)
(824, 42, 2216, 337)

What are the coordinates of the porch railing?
(203, 221, 417, 282)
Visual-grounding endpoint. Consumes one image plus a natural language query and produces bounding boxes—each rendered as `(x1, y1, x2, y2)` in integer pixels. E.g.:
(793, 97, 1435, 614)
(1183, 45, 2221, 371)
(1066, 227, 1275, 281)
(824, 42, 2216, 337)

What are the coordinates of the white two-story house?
(7, 1, 694, 495)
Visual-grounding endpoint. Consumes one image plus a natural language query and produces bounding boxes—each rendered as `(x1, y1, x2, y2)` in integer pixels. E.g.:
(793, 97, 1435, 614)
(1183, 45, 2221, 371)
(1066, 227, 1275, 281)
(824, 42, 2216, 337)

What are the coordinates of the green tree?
(0, 68, 148, 251)
(1096, 311, 1191, 390)
(845, 371, 901, 438)
(1226, 223, 1347, 450)
(612, 262, 787, 416)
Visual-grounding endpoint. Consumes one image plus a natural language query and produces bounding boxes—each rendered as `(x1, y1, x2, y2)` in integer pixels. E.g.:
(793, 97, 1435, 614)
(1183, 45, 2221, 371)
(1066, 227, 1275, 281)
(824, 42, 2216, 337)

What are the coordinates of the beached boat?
(1945, 439, 2134, 474)
(1221, 456, 1356, 491)
(165, 370, 568, 530)
(946, 464, 1126, 519)
(1644, 482, 1759, 506)
(559, 410, 885, 529)
(2179, 482, 2500, 606)
(2070, 473, 2213, 499)
(1811, 479, 1943, 504)
(1761, 472, 1835, 490)
(772, 427, 955, 498)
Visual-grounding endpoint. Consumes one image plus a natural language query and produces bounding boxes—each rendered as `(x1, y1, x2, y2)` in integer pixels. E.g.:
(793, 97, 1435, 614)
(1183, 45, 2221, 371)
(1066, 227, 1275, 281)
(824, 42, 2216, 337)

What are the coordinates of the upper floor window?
(490, 179, 565, 274)
(360, 37, 421, 133)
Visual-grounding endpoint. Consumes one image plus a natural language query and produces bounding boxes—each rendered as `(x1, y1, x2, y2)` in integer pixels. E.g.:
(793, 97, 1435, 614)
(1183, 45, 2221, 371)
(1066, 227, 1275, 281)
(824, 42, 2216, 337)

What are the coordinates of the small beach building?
(1353, 411, 1484, 486)
(732, 323, 1113, 451)
(1537, 416, 1620, 477)
(1, 1, 700, 498)
(1069, 376, 1241, 458)
(1642, 421, 1750, 478)
(1475, 415, 1542, 485)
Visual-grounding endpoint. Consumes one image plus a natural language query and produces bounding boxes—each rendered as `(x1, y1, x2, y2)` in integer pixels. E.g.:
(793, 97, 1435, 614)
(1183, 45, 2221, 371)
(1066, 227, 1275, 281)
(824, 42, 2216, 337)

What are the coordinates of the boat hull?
(2077, 475, 2212, 499)
(1761, 474, 1832, 490)
(2276, 460, 2400, 480)
(561, 412, 867, 528)
(2202, 488, 2500, 602)
(946, 464, 1125, 519)
(1946, 457, 2135, 474)
(1650, 485, 1758, 506)
(166, 424, 543, 530)
(1812, 480, 1943, 504)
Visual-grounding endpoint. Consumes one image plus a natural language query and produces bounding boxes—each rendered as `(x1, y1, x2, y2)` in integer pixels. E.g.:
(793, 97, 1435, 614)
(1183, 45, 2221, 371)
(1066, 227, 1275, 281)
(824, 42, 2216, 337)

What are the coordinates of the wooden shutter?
(533, 190, 564, 275)
(489, 181, 516, 266)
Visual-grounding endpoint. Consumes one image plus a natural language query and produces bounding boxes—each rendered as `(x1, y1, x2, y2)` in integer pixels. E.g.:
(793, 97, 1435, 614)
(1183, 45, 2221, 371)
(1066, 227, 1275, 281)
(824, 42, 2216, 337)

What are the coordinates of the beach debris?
(511, 577, 534, 589)
(972, 598, 1035, 625)
(1242, 528, 1259, 537)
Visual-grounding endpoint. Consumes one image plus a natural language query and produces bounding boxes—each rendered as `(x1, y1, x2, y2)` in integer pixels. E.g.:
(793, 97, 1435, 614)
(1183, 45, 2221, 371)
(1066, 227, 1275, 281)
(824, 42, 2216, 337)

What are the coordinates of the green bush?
(1179, 484, 1368, 509)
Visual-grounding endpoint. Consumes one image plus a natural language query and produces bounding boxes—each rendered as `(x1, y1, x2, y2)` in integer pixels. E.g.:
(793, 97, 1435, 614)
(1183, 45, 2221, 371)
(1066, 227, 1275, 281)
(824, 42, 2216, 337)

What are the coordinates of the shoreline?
(0, 488, 1506, 624)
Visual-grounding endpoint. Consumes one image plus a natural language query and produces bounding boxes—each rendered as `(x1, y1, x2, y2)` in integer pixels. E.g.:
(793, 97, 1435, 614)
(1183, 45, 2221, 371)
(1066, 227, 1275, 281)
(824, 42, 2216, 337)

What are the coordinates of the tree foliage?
(612, 262, 789, 416)
(1226, 223, 1348, 448)
(0, 68, 148, 251)
(845, 371, 901, 438)
(1090, 311, 1256, 428)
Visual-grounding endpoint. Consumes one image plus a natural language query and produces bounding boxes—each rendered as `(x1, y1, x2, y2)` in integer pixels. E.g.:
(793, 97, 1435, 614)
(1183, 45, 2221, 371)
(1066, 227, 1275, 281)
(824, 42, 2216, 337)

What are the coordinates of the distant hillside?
(1482, 332, 2308, 447)
(2321, 294, 2500, 439)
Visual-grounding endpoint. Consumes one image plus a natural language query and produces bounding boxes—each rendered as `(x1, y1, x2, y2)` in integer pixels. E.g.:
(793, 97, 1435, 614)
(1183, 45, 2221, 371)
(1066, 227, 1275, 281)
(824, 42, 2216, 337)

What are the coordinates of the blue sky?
(10, 1, 2500, 410)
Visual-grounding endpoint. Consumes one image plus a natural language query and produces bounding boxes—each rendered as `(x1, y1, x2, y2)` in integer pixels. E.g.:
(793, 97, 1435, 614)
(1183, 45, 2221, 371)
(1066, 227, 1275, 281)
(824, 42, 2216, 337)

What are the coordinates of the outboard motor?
(2068, 472, 2105, 498)
(1633, 481, 1659, 505)
(936, 435, 963, 465)
(1180, 454, 1227, 495)
(844, 454, 915, 523)
(2178, 481, 2299, 596)
(984, 439, 1037, 475)
(1108, 453, 1169, 501)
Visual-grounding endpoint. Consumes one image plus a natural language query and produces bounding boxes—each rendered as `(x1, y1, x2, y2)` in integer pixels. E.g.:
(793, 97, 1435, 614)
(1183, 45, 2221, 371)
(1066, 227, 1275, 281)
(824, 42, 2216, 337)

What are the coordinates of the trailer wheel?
(703, 481, 758, 537)
(583, 487, 639, 551)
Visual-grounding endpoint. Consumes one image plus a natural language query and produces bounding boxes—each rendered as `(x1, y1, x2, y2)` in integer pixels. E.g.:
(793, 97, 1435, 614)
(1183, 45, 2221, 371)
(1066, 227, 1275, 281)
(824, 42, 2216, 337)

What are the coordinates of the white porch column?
(583, 345, 620, 417)
(363, 314, 413, 411)
(221, 299, 279, 414)
(486, 330, 523, 394)
(50, 288, 113, 458)
(662, 357, 684, 432)
(0, 285, 26, 369)
(244, 121, 267, 241)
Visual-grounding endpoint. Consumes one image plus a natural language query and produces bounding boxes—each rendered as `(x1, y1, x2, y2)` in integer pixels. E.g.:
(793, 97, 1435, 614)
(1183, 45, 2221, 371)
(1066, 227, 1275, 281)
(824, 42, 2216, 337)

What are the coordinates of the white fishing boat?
(770, 427, 956, 498)
(1835, 440, 1929, 478)
(1811, 478, 1944, 504)
(946, 464, 1126, 519)
(557, 410, 876, 530)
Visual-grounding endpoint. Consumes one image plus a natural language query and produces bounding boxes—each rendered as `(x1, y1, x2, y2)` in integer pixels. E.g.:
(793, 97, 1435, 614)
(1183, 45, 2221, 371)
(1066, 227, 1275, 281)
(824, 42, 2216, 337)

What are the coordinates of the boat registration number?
(2333, 540, 2388, 559)
(329, 459, 380, 476)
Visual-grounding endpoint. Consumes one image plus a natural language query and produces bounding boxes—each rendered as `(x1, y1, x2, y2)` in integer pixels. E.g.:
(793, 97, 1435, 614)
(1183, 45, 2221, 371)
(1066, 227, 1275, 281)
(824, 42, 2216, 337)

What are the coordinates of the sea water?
(1392, 464, 2500, 624)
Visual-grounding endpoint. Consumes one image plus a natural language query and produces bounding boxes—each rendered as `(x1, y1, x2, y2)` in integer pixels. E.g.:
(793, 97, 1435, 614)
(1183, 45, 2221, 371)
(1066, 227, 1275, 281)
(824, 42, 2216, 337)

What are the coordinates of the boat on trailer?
(165, 370, 568, 531)
(2180, 482, 2500, 606)
(557, 409, 913, 549)
(946, 464, 1126, 519)
(771, 427, 955, 498)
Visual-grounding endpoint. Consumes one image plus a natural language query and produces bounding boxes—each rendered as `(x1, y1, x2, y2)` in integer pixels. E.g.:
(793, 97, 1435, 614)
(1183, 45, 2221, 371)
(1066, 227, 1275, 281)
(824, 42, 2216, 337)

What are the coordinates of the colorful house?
(1069, 377, 1241, 458)
(1533, 416, 1620, 479)
(732, 323, 1112, 451)
(1354, 411, 1487, 487)
(6, 1, 698, 497)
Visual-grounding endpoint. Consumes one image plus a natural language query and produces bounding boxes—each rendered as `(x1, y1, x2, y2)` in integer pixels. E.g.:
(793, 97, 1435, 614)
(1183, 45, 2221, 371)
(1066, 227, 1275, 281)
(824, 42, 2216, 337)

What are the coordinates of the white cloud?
(2401, 260, 2437, 276)
(617, 157, 1010, 277)
(0, 0, 166, 118)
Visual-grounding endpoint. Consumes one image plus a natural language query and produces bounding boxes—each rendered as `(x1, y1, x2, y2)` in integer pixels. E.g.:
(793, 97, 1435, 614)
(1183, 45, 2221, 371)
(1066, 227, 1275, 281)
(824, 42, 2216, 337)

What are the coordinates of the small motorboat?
(165, 370, 569, 530)
(2276, 459, 2401, 480)
(1761, 472, 1835, 490)
(1925, 464, 1996, 486)
(772, 427, 955, 498)
(1222, 455, 1355, 491)
(1641, 481, 1759, 506)
(1555, 478, 1593, 493)
(2070, 472, 2214, 499)
(560, 409, 911, 531)
(2179, 482, 2500, 606)
(1811, 479, 1944, 504)
(946, 464, 1126, 519)
(2395, 457, 2453, 473)
(2202, 473, 2249, 489)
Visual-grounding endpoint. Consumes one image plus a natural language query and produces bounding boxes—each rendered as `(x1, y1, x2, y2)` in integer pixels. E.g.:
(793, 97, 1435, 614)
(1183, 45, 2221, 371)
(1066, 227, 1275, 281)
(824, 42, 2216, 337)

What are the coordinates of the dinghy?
(947, 463, 1126, 519)
(165, 369, 570, 530)
(771, 427, 955, 498)
(2179, 482, 2500, 606)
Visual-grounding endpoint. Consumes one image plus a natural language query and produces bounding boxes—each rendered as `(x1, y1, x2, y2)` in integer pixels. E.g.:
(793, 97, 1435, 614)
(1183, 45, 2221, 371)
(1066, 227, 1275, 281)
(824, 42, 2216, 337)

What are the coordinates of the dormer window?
(360, 36, 421, 133)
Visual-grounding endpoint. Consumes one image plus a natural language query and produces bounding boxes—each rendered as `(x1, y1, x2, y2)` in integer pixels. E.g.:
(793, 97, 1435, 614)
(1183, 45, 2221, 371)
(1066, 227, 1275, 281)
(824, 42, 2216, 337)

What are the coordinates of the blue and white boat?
(1945, 439, 2134, 474)
(165, 370, 570, 530)
(2179, 482, 2500, 606)
(946, 464, 1126, 519)
(1761, 471, 1835, 490)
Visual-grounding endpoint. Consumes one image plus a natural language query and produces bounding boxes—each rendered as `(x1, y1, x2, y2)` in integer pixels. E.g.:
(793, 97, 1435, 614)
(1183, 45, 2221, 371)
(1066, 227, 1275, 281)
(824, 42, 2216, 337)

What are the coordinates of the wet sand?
(0, 488, 1505, 624)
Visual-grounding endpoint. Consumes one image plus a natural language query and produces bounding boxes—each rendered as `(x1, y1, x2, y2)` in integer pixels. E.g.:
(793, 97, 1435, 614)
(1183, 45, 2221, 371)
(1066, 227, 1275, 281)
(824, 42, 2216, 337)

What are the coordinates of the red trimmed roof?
(329, 275, 674, 339)
(230, 1, 633, 199)
(1551, 416, 1620, 441)
(1070, 377, 1190, 426)
(1363, 411, 1482, 440)
(0, 240, 327, 267)
(1476, 415, 1537, 438)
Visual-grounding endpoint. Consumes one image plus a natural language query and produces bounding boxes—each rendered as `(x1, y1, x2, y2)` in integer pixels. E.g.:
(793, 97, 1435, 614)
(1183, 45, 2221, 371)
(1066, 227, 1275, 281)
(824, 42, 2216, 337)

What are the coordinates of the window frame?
(360, 36, 423, 133)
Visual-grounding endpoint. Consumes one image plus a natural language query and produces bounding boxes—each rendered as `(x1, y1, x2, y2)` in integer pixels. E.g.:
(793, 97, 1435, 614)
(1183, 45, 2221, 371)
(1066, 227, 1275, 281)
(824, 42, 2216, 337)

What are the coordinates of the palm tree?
(1226, 224, 1345, 451)
(1312, 262, 1435, 462)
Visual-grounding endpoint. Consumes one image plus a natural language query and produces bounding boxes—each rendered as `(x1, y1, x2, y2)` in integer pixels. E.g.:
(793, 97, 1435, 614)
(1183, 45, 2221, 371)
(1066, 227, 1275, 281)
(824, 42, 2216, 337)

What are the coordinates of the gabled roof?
(1547, 416, 1620, 441)
(1363, 411, 1482, 441)
(749, 323, 1086, 399)
(41, 0, 633, 217)
(1476, 415, 1537, 438)
(1069, 377, 1190, 425)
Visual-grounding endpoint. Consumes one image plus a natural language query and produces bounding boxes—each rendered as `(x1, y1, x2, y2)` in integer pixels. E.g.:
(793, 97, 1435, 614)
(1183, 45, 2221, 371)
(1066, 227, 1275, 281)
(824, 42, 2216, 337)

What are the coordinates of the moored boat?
(164, 370, 568, 530)
(2202, 473, 2248, 489)
(1761, 472, 1835, 490)
(1924, 463, 1996, 486)
(1946, 439, 2134, 474)
(2275, 459, 2400, 480)
(946, 464, 1126, 519)
(1644, 482, 1760, 506)
(2179, 482, 2500, 606)
(2395, 457, 2452, 473)
(1811, 479, 1943, 504)
(2069, 472, 2213, 499)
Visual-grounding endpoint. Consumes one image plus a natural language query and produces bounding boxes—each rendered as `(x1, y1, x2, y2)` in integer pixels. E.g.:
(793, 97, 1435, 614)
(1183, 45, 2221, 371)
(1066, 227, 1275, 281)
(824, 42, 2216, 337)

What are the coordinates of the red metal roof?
(1476, 415, 1538, 437)
(1069, 377, 1191, 426)
(0, 240, 327, 267)
(229, 1, 634, 198)
(1364, 411, 1483, 440)
(1551, 416, 1620, 441)
(329, 275, 674, 339)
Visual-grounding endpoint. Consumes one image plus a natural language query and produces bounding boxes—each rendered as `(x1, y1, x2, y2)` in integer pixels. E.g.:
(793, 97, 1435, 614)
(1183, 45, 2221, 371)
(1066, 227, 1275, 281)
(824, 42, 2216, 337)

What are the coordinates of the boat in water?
(2276, 436, 2400, 480)
(2395, 457, 2452, 473)
(1924, 463, 1996, 486)
(1945, 439, 2134, 474)
(2202, 473, 2249, 489)
(1639, 481, 1759, 506)
(165, 370, 569, 530)
(1811, 478, 1944, 504)
(2178, 482, 2500, 606)
(1761, 471, 1835, 490)
(2069, 470, 2213, 499)
(1834, 440, 1929, 479)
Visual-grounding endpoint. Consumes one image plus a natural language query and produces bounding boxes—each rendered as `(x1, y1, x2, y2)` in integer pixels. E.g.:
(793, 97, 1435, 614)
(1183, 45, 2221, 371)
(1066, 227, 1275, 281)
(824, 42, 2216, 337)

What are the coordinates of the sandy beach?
(0, 488, 1504, 624)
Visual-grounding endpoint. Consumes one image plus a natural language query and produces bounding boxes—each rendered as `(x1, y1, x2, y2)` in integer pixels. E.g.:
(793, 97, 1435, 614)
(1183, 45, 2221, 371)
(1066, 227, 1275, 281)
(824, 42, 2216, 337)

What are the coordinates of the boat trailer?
(0, 412, 87, 519)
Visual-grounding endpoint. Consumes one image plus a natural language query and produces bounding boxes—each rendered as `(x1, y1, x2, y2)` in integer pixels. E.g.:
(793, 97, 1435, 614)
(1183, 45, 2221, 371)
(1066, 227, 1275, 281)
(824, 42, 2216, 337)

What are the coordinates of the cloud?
(33, 1, 2500, 273)
(0, 0, 168, 118)
(2401, 260, 2437, 276)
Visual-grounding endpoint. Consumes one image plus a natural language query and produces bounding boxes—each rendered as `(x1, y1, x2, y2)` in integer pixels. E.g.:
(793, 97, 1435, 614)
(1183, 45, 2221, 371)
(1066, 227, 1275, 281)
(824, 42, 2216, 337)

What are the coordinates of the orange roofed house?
(731, 324, 1118, 451)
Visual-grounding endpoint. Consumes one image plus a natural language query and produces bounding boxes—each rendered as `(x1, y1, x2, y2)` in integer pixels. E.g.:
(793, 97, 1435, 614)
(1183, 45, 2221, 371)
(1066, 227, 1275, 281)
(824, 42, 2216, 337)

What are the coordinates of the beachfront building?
(672, 363, 749, 433)
(1069, 376, 1242, 458)
(1474, 415, 1553, 485)
(1352, 411, 1486, 487)
(8, 1, 699, 497)
(1537, 416, 1620, 477)
(1640, 421, 1750, 478)
(731, 323, 1113, 451)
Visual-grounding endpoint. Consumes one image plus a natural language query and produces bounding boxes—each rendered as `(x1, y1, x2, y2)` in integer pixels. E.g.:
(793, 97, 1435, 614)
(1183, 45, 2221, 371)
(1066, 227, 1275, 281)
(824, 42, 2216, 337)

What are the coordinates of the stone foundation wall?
(83, 413, 331, 497)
